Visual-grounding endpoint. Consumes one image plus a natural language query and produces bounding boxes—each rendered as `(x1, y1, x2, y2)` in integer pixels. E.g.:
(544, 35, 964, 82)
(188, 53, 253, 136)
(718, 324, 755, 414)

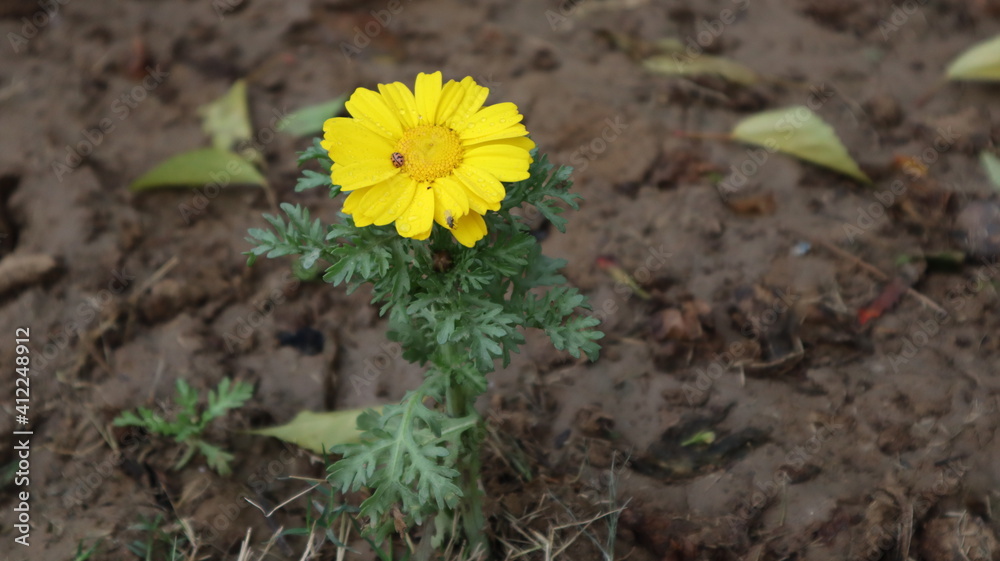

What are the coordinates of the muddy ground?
(2, 0, 1000, 560)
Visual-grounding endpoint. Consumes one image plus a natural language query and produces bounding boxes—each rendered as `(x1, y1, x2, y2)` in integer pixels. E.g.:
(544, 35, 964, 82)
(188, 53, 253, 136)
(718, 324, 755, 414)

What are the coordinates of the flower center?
(395, 125, 463, 183)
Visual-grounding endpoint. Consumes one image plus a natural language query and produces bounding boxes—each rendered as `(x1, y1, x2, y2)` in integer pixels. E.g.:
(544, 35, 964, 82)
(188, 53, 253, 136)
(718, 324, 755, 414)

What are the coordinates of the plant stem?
(441, 347, 489, 555)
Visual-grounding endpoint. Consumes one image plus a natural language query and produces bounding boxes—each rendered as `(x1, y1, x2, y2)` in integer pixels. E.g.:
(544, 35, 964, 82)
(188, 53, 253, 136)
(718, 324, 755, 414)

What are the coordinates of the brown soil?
(2, 1, 1000, 560)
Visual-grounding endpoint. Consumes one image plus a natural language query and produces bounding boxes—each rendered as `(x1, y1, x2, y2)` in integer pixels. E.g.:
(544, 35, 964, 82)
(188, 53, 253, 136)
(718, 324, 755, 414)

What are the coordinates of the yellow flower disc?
(395, 125, 464, 183)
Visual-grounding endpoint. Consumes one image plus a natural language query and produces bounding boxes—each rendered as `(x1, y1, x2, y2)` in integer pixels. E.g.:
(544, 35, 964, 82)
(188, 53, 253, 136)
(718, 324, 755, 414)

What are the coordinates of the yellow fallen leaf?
(198, 79, 262, 165)
(731, 106, 870, 183)
(248, 407, 380, 453)
(643, 53, 758, 86)
(946, 34, 1000, 82)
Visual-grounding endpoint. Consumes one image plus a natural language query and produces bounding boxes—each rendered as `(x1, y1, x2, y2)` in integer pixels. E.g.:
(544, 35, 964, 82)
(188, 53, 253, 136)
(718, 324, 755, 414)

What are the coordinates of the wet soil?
(1, 0, 1000, 560)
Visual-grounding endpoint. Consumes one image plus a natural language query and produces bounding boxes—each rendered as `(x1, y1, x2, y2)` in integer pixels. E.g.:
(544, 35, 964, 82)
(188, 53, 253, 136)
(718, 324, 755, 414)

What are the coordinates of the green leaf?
(946, 34, 1000, 82)
(249, 408, 378, 453)
(297, 138, 333, 171)
(296, 169, 332, 192)
(198, 79, 260, 163)
(204, 378, 254, 422)
(129, 148, 267, 191)
(730, 106, 871, 184)
(643, 53, 758, 86)
(328, 390, 477, 541)
(111, 410, 146, 427)
(681, 430, 716, 447)
(980, 151, 1000, 191)
(278, 95, 347, 137)
(195, 441, 234, 475)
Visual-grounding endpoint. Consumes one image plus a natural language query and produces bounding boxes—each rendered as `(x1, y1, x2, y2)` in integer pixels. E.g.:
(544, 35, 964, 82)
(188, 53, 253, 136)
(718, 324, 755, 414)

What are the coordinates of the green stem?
(440, 345, 489, 556)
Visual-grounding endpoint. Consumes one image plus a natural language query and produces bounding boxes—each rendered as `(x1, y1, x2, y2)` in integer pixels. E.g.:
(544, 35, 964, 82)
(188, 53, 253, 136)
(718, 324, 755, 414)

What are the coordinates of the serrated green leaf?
(195, 441, 234, 475)
(296, 169, 332, 192)
(278, 95, 347, 137)
(981, 151, 1000, 191)
(643, 53, 758, 85)
(297, 138, 333, 169)
(198, 79, 261, 164)
(204, 378, 254, 422)
(129, 148, 266, 191)
(946, 35, 1000, 82)
(731, 106, 871, 184)
(249, 408, 379, 453)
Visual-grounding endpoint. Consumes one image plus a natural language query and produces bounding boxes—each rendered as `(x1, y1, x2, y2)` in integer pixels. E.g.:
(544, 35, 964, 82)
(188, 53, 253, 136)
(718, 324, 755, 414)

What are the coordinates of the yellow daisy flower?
(321, 72, 535, 247)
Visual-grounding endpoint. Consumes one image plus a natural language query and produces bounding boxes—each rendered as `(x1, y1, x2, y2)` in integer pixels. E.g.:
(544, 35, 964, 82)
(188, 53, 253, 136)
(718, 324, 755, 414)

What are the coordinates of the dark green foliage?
(246, 147, 602, 544)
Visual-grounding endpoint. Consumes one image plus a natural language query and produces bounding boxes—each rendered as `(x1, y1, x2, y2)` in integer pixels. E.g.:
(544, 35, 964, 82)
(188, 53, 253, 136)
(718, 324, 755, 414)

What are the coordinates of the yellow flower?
(321, 72, 535, 247)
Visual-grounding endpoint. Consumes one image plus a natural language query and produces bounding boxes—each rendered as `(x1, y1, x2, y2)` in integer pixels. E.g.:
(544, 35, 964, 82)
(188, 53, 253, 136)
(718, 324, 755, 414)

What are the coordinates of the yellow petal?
(458, 103, 526, 143)
(395, 183, 434, 238)
(467, 135, 536, 154)
(462, 143, 533, 182)
(436, 79, 466, 124)
(344, 88, 404, 140)
(322, 118, 395, 164)
(351, 178, 403, 222)
(369, 174, 418, 226)
(342, 188, 369, 216)
(463, 190, 497, 214)
(439, 77, 488, 128)
(454, 164, 506, 205)
(352, 212, 375, 227)
(377, 81, 420, 129)
(432, 194, 465, 229)
(450, 212, 488, 247)
(345, 188, 379, 228)
(414, 72, 443, 125)
(433, 175, 470, 216)
(332, 160, 399, 192)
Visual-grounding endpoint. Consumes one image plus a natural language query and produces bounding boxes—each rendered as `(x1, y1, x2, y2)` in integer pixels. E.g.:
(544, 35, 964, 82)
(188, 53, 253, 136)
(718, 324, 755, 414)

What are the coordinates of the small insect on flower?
(445, 210, 455, 229)
(391, 152, 405, 168)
